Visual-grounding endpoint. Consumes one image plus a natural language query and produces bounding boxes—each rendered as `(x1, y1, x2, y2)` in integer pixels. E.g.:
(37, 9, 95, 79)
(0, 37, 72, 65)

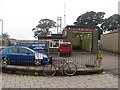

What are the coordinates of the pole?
(64, 0, 66, 27)
(0, 19, 3, 48)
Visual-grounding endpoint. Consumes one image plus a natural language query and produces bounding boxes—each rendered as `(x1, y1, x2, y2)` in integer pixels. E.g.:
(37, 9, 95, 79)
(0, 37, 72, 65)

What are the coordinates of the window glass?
(49, 40, 59, 48)
(53, 41, 59, 47)
(63, 44, 69, 47)
(19, 48, 33, 54)
(8, 48, 18, 53)
(50, 42, 52, 47)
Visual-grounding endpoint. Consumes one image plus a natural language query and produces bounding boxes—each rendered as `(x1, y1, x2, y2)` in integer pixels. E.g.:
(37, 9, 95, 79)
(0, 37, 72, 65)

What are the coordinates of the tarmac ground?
(1, 72, 118, 88)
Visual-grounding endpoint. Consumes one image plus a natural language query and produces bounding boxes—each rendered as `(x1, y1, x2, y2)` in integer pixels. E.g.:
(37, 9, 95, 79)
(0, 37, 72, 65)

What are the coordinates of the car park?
(0, 46, 49, 67)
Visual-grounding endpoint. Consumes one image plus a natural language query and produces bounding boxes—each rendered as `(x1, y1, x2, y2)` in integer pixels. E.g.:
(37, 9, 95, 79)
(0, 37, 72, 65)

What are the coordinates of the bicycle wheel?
(43, 64, 56, 77)
(64, 62, 77, 76)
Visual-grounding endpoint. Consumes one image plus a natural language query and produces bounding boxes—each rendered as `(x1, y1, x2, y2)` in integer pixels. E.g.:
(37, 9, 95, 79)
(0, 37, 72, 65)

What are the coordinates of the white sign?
(35, 53, 43, 59)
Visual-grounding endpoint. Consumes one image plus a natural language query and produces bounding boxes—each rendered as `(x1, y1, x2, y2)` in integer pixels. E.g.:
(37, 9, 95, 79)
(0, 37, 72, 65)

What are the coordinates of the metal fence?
(49, 52, 99, 68)
(1, 52, 101, 69)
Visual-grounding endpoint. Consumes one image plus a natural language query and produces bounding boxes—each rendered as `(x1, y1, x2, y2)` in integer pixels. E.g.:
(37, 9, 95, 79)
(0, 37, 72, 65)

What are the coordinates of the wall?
(81, 33, 92, 51)
(92, 29, 98, 53)
(100, 32, 120, 53)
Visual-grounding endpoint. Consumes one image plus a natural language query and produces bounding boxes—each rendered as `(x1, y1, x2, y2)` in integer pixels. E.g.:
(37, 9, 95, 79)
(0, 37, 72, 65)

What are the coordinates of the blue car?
(0, 46, 49, 67)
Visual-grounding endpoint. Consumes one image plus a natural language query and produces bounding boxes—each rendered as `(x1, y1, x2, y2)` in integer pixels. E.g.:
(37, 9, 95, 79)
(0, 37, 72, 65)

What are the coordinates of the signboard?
(22, 42, 48, 53)
(72, 28, 93, 32)
(31, 42, 46, 50)
(35, 53, 43, 59)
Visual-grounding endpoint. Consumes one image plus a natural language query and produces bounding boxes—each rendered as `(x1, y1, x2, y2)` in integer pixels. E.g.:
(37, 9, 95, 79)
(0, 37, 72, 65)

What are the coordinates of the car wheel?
(34, 59, 41, 66)
(2, 58, 7, 67)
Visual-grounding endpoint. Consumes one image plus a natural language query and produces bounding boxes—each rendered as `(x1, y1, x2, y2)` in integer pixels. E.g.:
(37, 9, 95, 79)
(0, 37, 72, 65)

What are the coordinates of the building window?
(49, 40, 59, 48)
(63, 30, 67, 36)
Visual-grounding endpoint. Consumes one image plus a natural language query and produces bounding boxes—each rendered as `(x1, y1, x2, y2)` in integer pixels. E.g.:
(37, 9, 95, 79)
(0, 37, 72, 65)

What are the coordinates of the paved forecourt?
(1, 73, 118, 88)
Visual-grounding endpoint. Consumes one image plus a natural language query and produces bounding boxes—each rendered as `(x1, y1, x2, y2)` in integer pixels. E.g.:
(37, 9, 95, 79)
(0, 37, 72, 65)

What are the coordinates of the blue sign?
(22, 42, 48, 53)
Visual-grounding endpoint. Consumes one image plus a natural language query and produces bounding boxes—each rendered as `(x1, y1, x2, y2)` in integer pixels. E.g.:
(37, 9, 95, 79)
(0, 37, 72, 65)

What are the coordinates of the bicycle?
(42, 57, 77, 77)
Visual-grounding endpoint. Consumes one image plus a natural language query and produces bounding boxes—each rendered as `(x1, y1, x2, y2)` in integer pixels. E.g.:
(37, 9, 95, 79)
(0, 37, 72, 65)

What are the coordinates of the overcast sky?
(0, 0, 119, 40)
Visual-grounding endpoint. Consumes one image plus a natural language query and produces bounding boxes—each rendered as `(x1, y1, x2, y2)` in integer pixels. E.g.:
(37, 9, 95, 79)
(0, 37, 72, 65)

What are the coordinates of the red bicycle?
(42, 57, 77, 77)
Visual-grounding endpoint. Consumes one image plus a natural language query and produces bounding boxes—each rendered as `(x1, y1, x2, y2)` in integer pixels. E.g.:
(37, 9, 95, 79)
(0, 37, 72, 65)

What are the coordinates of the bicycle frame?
(52, 59, 68, 74)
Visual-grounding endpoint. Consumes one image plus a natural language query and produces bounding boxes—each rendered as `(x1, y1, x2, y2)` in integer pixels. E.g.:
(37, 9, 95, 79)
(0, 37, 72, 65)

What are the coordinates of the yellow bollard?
(97, 52, 103, 67)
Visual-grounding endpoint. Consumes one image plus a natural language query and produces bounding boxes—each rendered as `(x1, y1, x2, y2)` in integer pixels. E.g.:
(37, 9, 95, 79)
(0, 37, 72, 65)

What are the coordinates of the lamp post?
(0, 19, 3, 48)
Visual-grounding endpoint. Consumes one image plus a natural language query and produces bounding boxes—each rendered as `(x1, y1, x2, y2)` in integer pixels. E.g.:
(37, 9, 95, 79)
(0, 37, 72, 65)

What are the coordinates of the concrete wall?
(100, 32, 120, 53)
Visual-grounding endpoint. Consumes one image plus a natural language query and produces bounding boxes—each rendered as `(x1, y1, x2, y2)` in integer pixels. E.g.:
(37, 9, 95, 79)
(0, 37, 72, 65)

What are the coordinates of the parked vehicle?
(59, 42, 72, 57)
(0, 46, 49, 67)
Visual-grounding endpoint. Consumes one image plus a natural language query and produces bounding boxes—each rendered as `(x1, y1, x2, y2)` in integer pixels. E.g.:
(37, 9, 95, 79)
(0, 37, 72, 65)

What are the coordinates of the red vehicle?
(59, 42, 72, 57)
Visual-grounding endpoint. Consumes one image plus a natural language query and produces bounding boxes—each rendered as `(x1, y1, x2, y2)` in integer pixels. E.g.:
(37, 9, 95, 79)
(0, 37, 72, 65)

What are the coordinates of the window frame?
(49, 40, 62, 48)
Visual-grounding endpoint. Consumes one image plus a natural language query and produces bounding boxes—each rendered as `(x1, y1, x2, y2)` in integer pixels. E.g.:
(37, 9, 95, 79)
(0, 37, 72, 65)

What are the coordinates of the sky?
(0, 0, 119, 40)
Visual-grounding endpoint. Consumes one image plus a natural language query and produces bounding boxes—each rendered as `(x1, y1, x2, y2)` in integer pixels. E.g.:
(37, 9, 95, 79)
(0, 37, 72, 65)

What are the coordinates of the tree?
(2, 33, 11, 46)
(32, 19, 56, 39)
(74, 11, 105, 28)
(74, 11, 105, 39)
(101, 14, 120, 32)
(2, 33, 9, 40)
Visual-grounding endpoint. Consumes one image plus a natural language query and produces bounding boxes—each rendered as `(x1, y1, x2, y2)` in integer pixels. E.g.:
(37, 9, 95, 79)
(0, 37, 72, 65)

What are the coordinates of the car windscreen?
(61, 44, 70, 47)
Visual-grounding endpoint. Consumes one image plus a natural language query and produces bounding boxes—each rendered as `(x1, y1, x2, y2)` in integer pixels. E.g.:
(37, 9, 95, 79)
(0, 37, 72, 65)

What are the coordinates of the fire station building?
(63, 25, 98, 53)
(20, 25, 99, 53)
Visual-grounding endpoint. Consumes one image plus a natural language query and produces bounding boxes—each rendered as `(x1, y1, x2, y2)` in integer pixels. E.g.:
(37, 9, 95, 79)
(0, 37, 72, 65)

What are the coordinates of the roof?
(60, 42, 71, 44)
(102, 30, 120, 35)
(38, 34, 64, 39)
(65, 25, 98, 29)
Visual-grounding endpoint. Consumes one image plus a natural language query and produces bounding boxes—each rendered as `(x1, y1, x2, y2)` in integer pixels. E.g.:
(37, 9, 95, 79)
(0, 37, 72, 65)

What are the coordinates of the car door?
(7, 47, 19, 64)
(18, 47, 35, 65)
